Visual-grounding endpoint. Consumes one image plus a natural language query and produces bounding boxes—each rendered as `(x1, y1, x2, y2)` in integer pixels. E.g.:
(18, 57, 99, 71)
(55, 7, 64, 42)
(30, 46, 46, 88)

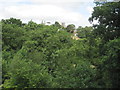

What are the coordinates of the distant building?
(46, 22, 51, 24)
(61, 22, 65, 27)
(71, 35, 80, 40)
(41, 20, 45, 25)
(41, 20, 51, 26)
(71, 29, 80, 40)
(73, 30, 78, 36)
(46, 22, 51, 25)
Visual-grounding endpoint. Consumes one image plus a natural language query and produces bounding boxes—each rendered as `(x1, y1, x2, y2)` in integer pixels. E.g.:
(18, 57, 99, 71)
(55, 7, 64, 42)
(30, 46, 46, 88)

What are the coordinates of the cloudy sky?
(0, 0, 96, 27)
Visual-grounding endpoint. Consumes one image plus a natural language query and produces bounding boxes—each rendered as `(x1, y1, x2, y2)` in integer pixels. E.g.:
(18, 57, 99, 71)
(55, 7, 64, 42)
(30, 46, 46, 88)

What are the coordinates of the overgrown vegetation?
(1, 1, 120, 88)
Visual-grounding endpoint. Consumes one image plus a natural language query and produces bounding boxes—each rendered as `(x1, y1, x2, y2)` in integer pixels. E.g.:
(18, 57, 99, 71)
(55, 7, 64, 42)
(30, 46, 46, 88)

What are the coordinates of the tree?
(1, 18, 23, 27)
(89, 2, 120, 88)
(98, 38, 120, 88)
(3, 17, 116, 88)
(89, 2, 120, 41)
(66, 24, 75, 33)
(77, 26, 93, 38)
(54, 21, 62, 28)
(2, 22, 25, 51)
(24, 20, 38, 30)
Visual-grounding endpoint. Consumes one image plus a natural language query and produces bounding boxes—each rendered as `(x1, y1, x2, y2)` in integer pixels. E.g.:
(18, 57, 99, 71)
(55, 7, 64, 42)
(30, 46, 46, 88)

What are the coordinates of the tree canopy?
(89, 1, 120, 41)
(1, 1, 120, 88)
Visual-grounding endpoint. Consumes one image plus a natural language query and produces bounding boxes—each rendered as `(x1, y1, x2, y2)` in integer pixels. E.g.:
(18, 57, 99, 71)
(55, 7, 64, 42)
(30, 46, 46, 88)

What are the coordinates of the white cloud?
(30, 0, 94, 3)
(87, 6, 94, 14)
(0, 0, 94, 27)
(0, 0, 94, 3)
(0, 0, 28, 2)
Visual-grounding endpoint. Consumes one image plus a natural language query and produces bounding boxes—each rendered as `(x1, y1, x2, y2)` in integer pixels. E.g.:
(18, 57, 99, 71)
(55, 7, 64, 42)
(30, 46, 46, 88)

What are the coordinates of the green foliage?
(88, 1, 120, 88)
(54, 21, 62, 28)
(2, 15, 120, 88)
(1, 18, 23, 27)
(101, 38, 120, 88)
(89, 2, 120, 41)
(77, 26, 93, 38)
(66, 24, 75, 33)
(3, 59, 53, 88)
(2, 23, 25, 51)
(54, 60, 97, 88)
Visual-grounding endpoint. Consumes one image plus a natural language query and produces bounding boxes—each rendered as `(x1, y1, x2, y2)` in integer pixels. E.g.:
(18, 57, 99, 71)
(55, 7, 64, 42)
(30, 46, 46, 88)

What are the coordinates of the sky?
(0, 0, 96, 27)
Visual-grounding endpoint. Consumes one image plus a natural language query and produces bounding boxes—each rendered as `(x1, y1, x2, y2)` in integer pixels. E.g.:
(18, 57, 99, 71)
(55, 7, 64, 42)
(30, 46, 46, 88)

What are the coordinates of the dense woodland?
(1, 1, 120, 88)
